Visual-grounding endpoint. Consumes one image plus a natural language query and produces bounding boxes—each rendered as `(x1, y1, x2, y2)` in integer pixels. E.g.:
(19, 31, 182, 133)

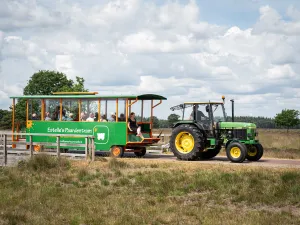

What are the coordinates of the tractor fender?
(225, 139, 240, 149)
(173, 122, 207, 139)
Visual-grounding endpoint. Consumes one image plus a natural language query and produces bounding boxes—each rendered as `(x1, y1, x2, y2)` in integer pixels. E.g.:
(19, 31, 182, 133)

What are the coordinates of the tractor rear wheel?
(170, 124, 205, 160)
(226, 142, 247, 163)
(246, 144, 264, 161)
(200, 145, 221, 160)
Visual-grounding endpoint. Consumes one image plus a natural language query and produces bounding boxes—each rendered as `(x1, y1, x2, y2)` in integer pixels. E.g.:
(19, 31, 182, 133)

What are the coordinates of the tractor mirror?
(205, 105, 210, 113)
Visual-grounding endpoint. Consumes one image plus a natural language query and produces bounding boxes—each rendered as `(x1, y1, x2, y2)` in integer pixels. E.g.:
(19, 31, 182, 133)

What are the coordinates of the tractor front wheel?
(246, 144, 264, 161)
(226, 142, 247, 163)
(170, 124, 205, 160)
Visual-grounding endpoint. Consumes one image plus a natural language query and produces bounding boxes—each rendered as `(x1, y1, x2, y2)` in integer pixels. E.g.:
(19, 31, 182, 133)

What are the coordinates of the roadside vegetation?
(1, 155, 300, 225)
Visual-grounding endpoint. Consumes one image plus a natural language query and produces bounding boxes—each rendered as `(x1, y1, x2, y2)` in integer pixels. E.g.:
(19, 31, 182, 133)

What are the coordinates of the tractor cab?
(170, 99, 227, 138)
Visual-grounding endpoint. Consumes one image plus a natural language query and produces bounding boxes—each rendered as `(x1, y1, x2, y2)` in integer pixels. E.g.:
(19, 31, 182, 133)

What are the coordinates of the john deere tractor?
(169, 96, 263, 163)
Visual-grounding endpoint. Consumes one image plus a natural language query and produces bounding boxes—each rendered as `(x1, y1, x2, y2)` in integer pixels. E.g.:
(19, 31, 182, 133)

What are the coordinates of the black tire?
(170, 124, 205, 160)
(62, 148, 69, 153)
(134, 147, 146, 157)
(246, 144, 264, 161)
(200, 145, 221, 160)
(226, 142, 247, 163)
(110, 146, 124, 158)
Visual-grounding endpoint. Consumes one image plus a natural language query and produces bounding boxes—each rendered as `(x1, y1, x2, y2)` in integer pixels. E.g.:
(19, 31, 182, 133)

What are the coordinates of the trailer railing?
(0, 132, 95, 166)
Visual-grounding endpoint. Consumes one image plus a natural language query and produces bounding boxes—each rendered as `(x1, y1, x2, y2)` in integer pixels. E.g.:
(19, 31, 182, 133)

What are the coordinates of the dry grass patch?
(1, 155, 300, 225)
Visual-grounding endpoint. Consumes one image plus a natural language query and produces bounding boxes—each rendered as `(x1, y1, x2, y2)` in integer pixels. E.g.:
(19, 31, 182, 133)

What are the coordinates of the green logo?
(93, 125, 109, 144)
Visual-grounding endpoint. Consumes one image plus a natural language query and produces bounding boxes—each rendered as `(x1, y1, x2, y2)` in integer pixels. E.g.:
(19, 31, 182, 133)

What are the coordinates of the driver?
(189, 105, 209, 121)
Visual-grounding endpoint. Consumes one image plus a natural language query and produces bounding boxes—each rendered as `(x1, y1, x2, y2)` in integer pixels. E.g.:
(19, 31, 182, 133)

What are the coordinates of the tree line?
(0, 70, 299, 131)
(1, 111, 299, 130)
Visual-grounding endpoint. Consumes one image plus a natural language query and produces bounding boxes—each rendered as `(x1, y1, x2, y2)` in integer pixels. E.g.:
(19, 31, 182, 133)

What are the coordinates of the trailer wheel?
(170, 124, 204, 160)
(200, 145, 221, 160)
(134, 147, 146, 157)
(246, 144, 264, 161)
(226, 142, 247, 163)
(34, 145, 41, 152)
(110, 146, 124, 158)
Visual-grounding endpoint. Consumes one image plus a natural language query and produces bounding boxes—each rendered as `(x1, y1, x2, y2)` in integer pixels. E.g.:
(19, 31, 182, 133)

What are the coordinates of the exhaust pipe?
(230, 99, 234, 122)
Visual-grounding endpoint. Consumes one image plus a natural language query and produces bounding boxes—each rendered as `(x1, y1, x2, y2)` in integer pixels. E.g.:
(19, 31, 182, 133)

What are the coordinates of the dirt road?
(140, 153, 300, 169)
(2, 149, 300, 168)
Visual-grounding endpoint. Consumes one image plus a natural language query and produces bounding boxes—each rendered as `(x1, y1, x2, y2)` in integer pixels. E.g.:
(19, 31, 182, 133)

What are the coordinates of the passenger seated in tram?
(100, 114, 107, 122)
(119, 113, 125, 121)
(108, 112, 116, 122)
(45, 112, 51, 121)
(86, 113, 95, 122)
(94, 112, 99, 121)
(128, 112, 143, 138)
(51, 112, 57, 121)
(32, 113, 38, 120)
(80, 112, 87, 121)
(66, 113, 74, 121)
(62, 110, 67, 121)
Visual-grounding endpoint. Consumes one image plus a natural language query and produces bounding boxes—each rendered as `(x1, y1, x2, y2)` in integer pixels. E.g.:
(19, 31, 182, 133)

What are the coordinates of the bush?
(108, 158, 129, 170)
(18, 154, 70, 171)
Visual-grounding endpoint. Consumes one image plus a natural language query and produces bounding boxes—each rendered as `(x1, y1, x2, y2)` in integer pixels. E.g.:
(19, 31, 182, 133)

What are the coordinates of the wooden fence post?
(4, 134, 7, 165)
(91, 137, 95, 162)
(30, 135, 33, 157)
(89, 138, 92, 159)
(56, 136, 60, 158)
(85, 137, 88, 161)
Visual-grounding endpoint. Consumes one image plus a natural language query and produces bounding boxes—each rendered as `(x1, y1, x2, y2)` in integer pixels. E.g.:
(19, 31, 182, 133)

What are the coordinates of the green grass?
(0, 155, 300, 224)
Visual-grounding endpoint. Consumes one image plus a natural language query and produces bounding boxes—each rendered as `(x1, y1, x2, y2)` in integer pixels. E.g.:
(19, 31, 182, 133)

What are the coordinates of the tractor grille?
(232, 129, 247, 140)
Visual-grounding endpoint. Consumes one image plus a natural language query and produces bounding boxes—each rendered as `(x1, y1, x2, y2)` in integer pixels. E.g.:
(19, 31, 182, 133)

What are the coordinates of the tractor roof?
(184, 102, 224, 105)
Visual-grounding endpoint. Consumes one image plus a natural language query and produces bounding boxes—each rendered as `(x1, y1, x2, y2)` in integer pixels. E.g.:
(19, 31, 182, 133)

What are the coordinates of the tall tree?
(152, 116, 160, 129)
(274, 109, 300, 132)
(23, 70, 87, 95)
(15, 70, 88, 127)
(167, 113, 180, 127)
(0, 109, 12, 130)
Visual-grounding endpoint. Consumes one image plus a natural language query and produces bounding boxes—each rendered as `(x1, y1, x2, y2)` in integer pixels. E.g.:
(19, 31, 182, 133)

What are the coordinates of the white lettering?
(47, 127, 93, 134)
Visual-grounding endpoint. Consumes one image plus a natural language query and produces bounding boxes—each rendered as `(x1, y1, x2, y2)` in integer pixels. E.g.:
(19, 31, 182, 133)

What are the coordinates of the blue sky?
(0, 0, 300, 119)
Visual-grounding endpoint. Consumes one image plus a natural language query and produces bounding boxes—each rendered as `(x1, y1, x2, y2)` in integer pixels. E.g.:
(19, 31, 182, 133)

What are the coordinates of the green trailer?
(10, 92, 167, 157)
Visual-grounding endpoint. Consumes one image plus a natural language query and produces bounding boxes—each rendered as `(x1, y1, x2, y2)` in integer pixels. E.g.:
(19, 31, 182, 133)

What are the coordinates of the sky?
(0, 0, 300, 119)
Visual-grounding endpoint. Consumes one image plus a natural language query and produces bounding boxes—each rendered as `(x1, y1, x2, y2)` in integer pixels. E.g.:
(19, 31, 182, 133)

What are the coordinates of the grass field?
(154, 128, 300, 159)
(1, 155, 300, 225)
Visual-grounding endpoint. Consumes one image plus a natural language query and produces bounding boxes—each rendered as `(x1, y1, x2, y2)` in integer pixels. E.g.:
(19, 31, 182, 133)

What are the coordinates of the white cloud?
(55, 55, 75, 79)
(253, 5, 300, 35)
(287, 5, 300, 21)
(0, 0, 68, 31)
(0, 31, 4, 72)
(0, 1, 300, 118)
(266, 64, 296, 79)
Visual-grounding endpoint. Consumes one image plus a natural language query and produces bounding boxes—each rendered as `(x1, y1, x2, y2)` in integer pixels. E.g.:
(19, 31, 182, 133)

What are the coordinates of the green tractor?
(169, 96, 263, 163)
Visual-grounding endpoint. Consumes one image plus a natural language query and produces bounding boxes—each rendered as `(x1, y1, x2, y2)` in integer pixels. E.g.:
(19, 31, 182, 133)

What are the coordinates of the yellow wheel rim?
(112, 147, 121, 157)
(175, 132, 195, 154)
(34, 145, 41, 152)
(230, 147, 241, 158)
(247, 145, 257, 157)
